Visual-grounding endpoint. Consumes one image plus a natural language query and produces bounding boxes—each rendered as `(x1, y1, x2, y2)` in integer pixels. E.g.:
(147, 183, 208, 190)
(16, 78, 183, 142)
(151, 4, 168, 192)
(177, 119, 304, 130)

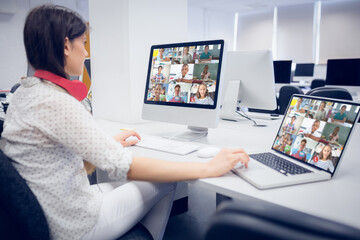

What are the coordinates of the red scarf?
(34, 70, 88, 101)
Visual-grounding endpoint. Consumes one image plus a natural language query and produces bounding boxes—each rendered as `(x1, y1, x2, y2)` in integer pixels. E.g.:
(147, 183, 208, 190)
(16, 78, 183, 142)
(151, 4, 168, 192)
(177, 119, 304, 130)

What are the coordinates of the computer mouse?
(234, 161, 244, 169)
(126, 136, 140, 143)
(197, 147, 221, 158)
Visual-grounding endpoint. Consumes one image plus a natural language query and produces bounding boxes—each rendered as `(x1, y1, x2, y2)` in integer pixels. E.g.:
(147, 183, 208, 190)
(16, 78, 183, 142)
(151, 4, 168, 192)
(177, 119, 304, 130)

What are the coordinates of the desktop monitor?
(273, 60, 292, 84)
(142, 40, 225, 140)
(326, 58, 360, 86)
(220, 50, 277, 120)
(294, 63, 314, 77)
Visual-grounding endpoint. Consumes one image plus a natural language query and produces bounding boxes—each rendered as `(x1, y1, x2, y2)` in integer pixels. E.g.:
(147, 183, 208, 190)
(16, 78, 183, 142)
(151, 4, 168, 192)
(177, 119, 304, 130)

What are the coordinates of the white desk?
(96, 117, 360, 230)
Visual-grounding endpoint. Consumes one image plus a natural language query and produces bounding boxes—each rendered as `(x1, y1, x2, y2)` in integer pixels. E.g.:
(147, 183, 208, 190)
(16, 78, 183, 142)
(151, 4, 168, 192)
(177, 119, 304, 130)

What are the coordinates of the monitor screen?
(326, 58, 360, 86)
(273, 95, 360, 175)
(294, 63, 314, 77)
(142, 40, 225, 132)
(144, 40, 224, 109)
(273, 60, 292, 84)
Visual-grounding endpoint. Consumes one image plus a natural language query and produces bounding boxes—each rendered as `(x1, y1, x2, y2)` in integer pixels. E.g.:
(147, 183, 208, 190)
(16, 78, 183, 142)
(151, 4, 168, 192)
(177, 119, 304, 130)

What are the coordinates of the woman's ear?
(64, 37, 71, 56)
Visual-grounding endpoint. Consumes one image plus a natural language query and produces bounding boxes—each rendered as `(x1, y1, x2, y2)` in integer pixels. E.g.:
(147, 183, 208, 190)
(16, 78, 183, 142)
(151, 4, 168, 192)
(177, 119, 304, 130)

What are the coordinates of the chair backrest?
(205, 200, 360, 240)
(278, 86, 303, 114)
(0, 150, 50, 240)
(310, 79, 326, 89)
(306, 86, 353, 101)
(10, 83, 21, 93)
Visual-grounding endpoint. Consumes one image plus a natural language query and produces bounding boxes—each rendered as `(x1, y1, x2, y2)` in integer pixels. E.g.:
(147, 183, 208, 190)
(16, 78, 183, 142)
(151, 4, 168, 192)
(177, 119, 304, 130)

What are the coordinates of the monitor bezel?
(143, 39, 224, 110)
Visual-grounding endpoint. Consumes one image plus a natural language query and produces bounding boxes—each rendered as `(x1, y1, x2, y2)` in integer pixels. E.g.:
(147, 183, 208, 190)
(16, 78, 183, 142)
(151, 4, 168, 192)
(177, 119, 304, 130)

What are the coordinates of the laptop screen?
(272, 95, 360, 175)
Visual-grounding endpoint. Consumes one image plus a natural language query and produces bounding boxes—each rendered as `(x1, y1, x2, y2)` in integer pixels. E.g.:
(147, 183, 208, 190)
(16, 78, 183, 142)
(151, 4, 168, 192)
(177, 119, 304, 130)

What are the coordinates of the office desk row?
(96, 117, 360, 230)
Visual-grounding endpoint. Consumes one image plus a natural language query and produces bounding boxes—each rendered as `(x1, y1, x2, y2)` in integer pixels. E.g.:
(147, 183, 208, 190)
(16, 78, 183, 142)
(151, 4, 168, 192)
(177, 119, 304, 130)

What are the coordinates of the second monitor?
(221, 50, 277, 120)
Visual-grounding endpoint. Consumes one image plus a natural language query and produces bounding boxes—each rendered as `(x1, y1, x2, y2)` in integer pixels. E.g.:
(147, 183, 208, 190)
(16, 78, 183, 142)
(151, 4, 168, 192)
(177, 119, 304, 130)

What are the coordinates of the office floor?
(163, 184, 217, 240)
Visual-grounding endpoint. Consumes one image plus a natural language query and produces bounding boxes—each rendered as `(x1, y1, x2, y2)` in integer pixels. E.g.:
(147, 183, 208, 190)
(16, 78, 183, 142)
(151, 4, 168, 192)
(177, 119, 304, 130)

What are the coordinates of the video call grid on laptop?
(233, 94, 360, 189)
(143, 40, 224, 109)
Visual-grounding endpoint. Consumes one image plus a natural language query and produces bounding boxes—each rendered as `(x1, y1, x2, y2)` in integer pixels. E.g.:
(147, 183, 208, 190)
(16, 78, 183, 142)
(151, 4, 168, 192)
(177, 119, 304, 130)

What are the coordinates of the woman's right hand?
(206, 148, 249, 178)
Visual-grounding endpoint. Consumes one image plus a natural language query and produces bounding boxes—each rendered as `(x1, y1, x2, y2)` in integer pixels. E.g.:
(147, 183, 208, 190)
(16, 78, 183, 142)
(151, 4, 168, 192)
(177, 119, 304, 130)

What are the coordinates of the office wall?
(0, 0, 89, 89)
(276, 3, 314, 63)
(236, 10, 273, 51)
(188, 7, 234, 51)
(89, 0, 187, 123)
(320, 0, 360, 63)
(188, 5, 205, 41)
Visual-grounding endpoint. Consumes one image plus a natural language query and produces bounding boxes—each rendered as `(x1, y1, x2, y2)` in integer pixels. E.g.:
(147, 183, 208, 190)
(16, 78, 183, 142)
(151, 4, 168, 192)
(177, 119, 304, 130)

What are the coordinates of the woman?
(0, 5, 249, 240)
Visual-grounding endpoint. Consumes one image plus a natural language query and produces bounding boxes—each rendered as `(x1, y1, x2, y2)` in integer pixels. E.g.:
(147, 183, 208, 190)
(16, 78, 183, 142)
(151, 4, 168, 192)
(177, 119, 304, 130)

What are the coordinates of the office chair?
(205, 199, 360, 240)
(1, 83, 21, 114)
(306, 87, 353, 101)
(310, 79, 326, 89)
(10, 83, 21, 93)
(278, 86, 303, 114)
(0, 149, 152, 240)
(0, 149, 50, 240)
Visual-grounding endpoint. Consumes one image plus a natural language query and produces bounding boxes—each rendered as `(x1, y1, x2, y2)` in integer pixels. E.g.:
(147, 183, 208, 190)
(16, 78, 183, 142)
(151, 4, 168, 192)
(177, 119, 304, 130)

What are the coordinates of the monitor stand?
(165, 126, 208, 142)
(220, 80, 241, 121)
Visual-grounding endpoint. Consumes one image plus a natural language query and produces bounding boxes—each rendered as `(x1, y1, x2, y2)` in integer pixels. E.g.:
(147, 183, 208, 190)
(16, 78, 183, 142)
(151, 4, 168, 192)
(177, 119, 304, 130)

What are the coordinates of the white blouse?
(1, 77, 133, 240)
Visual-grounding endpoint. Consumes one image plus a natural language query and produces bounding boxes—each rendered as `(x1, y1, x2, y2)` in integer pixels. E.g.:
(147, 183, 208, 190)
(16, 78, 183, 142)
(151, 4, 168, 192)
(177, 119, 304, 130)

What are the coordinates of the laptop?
(233, 94, 360, 189)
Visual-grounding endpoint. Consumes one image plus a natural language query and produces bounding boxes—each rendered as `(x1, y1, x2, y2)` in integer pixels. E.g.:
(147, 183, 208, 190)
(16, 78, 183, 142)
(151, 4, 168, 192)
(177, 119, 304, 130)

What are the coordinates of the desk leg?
(216, 193, 232, 206)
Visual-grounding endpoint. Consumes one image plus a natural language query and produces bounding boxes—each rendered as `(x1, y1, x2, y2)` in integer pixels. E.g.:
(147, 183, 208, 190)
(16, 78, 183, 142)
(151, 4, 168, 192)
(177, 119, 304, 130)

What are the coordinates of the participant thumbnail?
(169, 64, 194, 83)
(305, 100, 333, 121)
(189, 83, 215, 105)
(297, 118, 326, 142)
(171, 46, 196, 64)
(329, 103, 359, 126)
(319, 123, 351, 147)
(167, 83, 192, 103)
(281, 115, 304, 135)
(192, 63, 219, 84)
(308, 142, 340, 173)
(273, 133, 295, 156)
(288, 97, 310, 117)
(150, 64, 171, 84)
(147, 83, 167, 102)
(152, 48, 171, 65)
(290, 136, 318, 162)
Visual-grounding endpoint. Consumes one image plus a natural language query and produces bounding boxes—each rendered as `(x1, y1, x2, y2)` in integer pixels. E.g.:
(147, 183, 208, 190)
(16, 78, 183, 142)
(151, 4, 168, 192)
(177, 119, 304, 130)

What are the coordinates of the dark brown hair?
(24, 5, 87, 79)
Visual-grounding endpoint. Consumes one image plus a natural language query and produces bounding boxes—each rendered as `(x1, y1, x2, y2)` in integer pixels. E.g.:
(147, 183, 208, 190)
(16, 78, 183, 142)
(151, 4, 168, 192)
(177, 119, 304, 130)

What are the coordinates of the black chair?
(0, 149, 50, 240)
(205, 199, 360, 240)
(310, 79, 326, 89)
(278, 86, 303, 114)
(10, 83, 21, 93)
(0, 149, 152, 240)
(306, 86, 353, 101)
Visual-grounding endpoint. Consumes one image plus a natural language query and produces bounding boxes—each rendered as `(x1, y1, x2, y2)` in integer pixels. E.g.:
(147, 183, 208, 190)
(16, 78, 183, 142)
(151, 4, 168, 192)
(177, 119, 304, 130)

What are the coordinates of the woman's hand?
(113, 130, 141, 147)
(206, 148, 249, 178)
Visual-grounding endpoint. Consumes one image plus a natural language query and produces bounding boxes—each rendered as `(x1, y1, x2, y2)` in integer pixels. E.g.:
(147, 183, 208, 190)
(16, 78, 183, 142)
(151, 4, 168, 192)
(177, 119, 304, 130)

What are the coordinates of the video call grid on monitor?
(272, 95, 360, 175)
(144, 40, 224, 109)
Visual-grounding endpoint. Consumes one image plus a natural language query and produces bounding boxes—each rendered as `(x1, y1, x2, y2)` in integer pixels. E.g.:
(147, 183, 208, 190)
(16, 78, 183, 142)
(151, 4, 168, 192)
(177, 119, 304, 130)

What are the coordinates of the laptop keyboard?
(250, 152, 313, 176)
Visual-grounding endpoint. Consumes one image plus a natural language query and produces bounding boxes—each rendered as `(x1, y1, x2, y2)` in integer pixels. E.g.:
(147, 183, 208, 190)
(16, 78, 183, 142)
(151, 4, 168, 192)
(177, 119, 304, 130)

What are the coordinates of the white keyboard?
(135, 134, 200, 155)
